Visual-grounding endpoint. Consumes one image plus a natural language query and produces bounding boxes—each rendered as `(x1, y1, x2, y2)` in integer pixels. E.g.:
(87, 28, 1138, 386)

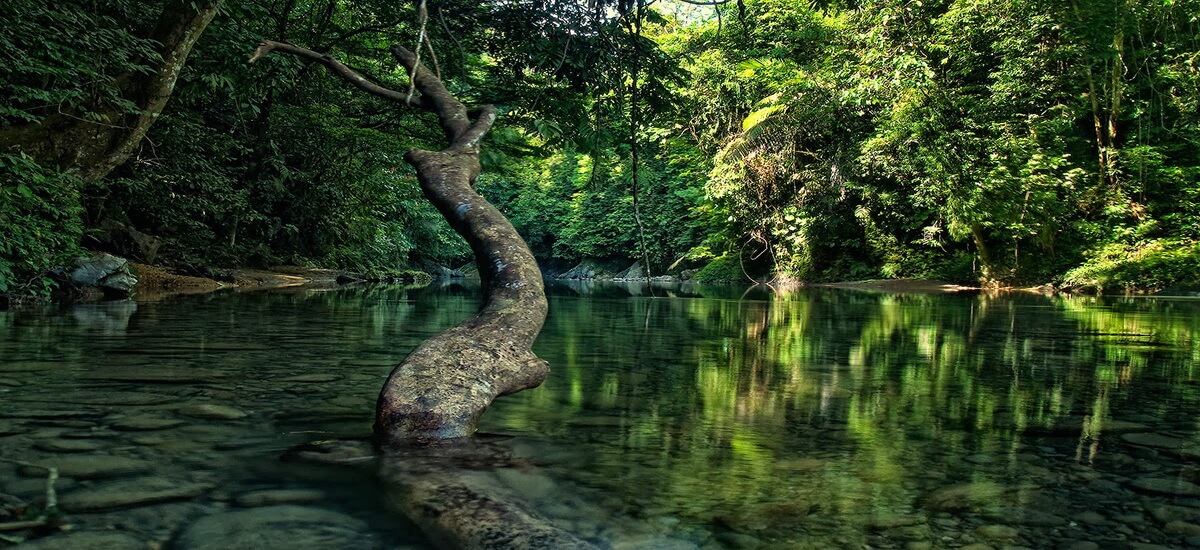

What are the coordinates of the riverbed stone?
(279, 374, 342, 383)
(1165, 521, 1200, 536)
(921, 482, 1009, 512)
(5, 476, 77, 498)
(170, 505, 381, 550)
(1072, 511, 1107, 525)
(234, 489, 326, 507)
(15, 531, 146, 550)
(110, 415, 186, 431)
(18, 456, 153, 479)
(975, 524, 1019, 541)
(59, 477, 214, 512)
(1122, 433, 1189, 450)
(86, 368, 224, 384)
(1129, 477, 1200, 497)
(178, 404, 248, 420)
(33, 439, 107, 453)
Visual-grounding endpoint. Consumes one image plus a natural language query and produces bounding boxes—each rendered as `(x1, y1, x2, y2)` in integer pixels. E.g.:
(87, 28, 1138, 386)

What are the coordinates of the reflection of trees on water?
(485, 287, 1200, 536)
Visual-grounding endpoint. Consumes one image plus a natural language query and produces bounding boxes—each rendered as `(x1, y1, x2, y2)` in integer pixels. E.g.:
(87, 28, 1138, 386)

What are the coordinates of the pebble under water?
(2, 281, 1200, 549)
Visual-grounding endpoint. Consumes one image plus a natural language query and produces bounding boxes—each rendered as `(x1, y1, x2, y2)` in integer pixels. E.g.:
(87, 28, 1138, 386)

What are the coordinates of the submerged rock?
(110, 415, 186, 431)
(975, 524, 1019, 541)
(278, 374, 342, 383)
(178, 404, 248, 420)
(171, 505, 381, 550)
(59, 477, 213, 512)
(16, 531, 146, 550)
(1129, 477, 1200, 497)
(1122, 433, 1189, 450)
(920, 482, 1010, 512)
(18, 456, 153, 479)
(234, 489, 326, 507)
(33, 439, 107, 453)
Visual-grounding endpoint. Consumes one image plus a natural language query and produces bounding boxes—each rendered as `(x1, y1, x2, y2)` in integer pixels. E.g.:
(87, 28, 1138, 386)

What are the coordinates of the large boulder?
(612, 261, 646, 280)
(418, 261, 465, 279)
(558, 259, 621, 280)
(67, 253, 137, 296)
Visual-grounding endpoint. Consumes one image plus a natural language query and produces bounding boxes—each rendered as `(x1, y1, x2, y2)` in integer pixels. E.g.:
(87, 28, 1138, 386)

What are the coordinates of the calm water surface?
(3, 282, 1200, 548)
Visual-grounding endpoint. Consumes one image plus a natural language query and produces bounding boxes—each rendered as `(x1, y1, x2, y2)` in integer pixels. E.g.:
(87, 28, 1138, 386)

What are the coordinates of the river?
(2, 281, 1200, 548)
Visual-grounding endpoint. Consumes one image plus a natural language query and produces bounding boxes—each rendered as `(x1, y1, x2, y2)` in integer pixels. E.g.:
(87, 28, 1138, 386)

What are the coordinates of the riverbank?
(130, 264, 338, 301)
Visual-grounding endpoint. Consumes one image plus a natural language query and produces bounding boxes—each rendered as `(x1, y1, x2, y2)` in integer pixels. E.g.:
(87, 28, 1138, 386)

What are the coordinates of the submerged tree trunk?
(247, 41, 550, 447)
(0, 0, 220, 183)
(251, 38, 580, 550)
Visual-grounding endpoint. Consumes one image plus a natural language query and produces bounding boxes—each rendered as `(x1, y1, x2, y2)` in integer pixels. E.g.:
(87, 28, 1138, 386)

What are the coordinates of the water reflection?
(1, 284, 1199, 548)
(484, 286, 1200, 547)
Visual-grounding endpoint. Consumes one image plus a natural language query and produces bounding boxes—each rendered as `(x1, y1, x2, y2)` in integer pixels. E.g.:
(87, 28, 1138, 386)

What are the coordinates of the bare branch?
(249, 40, 424, 108)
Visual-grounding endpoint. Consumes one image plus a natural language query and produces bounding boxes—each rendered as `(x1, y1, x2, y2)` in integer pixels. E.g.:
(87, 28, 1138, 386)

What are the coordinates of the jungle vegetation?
(2, 0, 1198, 296)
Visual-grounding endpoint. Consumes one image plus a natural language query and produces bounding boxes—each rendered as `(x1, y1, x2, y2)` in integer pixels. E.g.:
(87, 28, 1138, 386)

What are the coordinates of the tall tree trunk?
(0, 0, 220, 183)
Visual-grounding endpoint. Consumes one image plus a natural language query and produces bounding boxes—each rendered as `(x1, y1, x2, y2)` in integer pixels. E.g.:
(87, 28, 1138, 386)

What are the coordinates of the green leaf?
(742, 105, 788, 133)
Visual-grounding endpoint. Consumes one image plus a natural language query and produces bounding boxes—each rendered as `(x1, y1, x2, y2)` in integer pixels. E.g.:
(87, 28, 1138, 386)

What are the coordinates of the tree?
(0, 0, 221, 183)
(248, 40, 549, 446)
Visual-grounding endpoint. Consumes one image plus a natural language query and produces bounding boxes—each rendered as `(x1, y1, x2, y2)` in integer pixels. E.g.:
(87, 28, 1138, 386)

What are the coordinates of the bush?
(693, 254, 748, 283)
(1061, 239, 1200, 293)
(0, 153, 83, 296)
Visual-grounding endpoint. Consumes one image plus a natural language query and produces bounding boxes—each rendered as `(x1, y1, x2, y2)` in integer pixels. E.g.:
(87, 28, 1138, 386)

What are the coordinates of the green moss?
(693, 254, 746, 283)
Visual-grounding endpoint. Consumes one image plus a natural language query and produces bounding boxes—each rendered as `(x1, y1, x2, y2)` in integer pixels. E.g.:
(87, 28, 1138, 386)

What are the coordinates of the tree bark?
(251, 38, 583, 550)
(0, 0, 221, 183)
(248, 41, 550, 447)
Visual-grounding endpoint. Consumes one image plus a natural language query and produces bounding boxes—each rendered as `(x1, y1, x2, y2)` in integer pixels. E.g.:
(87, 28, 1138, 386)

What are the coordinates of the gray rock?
(171, 505, 381, 550)
(974, 524, 1019, 541)
(18, 456, 153, 479)
(67, 253, 137, 294)
(1122, 433, 1189, 449)
(278, 374, 342, 383)
(612, 261, 646, 280)
(178, 404, 248, 420)
(234, 489, 326, 507)
(86, 368, 223, 384)
(15, 531, 145, 550)
(612, 535, 700, 550)
(59, 477, 213, 512)
(33, 439, 107, 453)
(495, 468, 558, 500)
(110, 416, 186, 431)
(1072, 511, 1107, 525)
(1129, 477, 1200, 497)
(715, 532, 763, 549)
(5, 477, 77, 498)
(921, 482, 1010, 512)
(1166, 521, 1200, 536)
(1060, 542, 1099, 550)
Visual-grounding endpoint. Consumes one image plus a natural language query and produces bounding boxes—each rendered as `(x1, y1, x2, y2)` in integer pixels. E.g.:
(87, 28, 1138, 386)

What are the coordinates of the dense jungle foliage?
(1, 0, 1198, 296)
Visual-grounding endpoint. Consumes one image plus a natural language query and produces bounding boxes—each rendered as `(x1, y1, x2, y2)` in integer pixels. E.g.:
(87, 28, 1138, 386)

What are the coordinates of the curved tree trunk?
(250, 38, 585, 550)
(0, 0, 220, 183)
(247, 42, 550, 447)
